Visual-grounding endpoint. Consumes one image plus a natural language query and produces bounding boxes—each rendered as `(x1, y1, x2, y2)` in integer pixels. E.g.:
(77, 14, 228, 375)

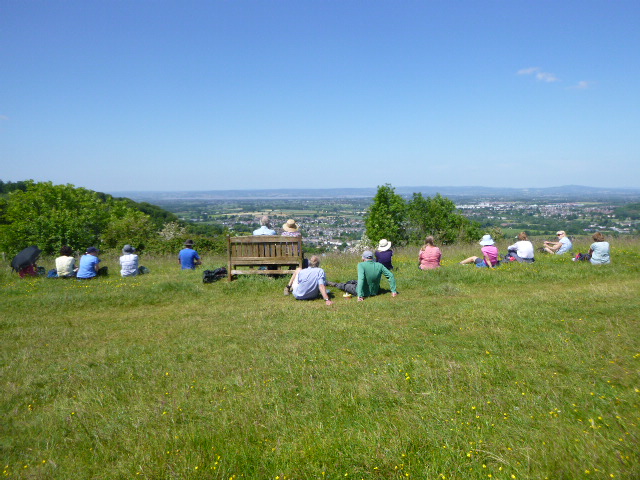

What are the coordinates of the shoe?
(343, 293, 352, 298)
(284, 285, 291, 295)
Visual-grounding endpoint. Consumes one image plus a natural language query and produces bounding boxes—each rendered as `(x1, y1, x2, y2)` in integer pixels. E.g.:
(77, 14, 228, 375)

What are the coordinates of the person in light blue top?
(543, 230, 573, 255)
(178, 239, 201, 269)
(588, 232, 611, 265)
(253, 215, 276, 235)
(283, 255, 333, 305)
(77, 247, 101, 279)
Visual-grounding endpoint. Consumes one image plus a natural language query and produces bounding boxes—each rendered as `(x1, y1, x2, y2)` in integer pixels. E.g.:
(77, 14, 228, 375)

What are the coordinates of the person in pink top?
(418, 236, 442, 270)
(459, 234, 500, 268)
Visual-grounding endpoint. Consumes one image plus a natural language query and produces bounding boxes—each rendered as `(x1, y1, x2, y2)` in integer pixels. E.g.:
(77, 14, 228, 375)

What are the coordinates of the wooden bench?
(227, 235, 303, 280)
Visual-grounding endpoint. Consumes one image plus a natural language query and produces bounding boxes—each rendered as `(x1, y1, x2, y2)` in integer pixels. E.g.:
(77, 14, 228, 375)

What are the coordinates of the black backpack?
(203, 267, 227, 283)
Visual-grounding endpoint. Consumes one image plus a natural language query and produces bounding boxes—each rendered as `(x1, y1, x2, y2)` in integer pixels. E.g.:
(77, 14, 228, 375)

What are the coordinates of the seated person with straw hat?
(281, 219, 301, 237)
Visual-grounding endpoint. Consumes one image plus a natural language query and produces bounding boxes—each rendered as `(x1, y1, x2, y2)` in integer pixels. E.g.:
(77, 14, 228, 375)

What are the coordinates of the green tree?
(406, 192, 482, 244)
(0, 181, 154, 255)
(100, 208, 157, 251)
(364, 184, 407, 245)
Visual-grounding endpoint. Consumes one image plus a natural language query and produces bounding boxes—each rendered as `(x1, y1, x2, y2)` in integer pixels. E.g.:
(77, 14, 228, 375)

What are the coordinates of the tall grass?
(1, 237, 639, 479)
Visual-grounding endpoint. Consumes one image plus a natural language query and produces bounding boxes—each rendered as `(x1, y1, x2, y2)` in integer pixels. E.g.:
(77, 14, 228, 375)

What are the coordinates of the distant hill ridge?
(113, 185, 640, 201)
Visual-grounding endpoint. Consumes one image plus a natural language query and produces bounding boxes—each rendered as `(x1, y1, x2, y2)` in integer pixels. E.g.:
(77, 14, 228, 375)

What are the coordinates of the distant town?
(138, 193, 639, 252)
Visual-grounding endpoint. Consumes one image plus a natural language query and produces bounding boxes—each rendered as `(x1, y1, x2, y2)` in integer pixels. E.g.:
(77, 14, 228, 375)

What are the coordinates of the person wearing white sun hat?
(375, 239, 394, 270)
(459, 234, 500, 268)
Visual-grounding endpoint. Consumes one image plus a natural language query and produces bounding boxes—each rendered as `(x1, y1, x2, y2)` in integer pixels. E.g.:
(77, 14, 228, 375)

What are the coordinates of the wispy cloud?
(517, 67, 540, 75)
(0, 115, 9, 121)
(569, 80, 592, 90)
(517, 67, 559, 83)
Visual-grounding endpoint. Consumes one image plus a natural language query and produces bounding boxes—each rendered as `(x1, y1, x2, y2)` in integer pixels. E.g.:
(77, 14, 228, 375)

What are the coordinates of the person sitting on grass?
(543, 230, 573, 255)
(418, 236, 442, 270)
(575, 232, 611, 264)
(375, 239, 394, 270)
(459, 234, 500, 268)
(588, 232, 611, 265)
(55, 245, 77, 277)
(505, 231, 535, 263)
(253, 215, 276, 235)
(120, 244, 148, 276)
(178, 239, 201, 270)
(284, 255, 333, 306)
(327, 250, 398, 302)
(77, 247, 102, 280)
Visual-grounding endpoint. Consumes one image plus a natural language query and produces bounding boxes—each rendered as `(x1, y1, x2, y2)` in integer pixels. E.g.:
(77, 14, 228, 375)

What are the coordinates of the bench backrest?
(227, 235, 303, 280)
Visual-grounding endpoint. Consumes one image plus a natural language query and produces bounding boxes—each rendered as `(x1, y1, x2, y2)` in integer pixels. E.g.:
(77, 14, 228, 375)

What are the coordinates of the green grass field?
(1, 237, 639, 479)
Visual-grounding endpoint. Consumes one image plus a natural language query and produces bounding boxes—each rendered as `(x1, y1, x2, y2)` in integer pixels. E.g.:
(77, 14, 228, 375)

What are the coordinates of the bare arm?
(319, 284, 333, 305)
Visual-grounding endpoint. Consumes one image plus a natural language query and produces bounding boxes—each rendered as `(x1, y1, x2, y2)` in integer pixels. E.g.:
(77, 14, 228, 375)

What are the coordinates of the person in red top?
(459, 234, 500, 268)
(418, 236, 442, 270)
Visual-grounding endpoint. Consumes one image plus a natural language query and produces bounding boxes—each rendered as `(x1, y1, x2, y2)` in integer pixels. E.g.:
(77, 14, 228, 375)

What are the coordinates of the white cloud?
(570, 80, 591, 90)
(517, 67, 540, 75)
(517, 67, 559, 82)
(536, 71, 558, 82)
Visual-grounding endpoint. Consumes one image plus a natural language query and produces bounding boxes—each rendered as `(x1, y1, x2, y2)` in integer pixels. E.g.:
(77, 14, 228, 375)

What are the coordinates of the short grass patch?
(1, 239, 639, 479)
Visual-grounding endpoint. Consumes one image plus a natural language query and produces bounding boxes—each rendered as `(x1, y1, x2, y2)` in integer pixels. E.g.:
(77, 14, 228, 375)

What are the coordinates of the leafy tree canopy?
(0, 181, 152, 255)
(364, 184, 407, 245)
(365, 185, 482, 246)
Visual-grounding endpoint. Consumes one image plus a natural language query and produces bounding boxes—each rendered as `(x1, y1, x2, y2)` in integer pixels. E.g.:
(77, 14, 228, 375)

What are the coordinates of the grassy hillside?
(1, 237, 639, 479)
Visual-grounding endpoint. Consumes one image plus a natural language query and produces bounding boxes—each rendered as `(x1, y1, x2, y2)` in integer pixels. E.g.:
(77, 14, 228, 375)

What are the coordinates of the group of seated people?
(21, 244, 147, 279)
(12, 213, 612, 295)
(458, 230, 610, 269)
(283, 250, 398, 305)
(281, 229, 611, 306)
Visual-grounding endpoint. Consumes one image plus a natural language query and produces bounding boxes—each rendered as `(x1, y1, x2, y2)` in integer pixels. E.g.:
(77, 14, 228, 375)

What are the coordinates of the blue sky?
(2, 1, 639, 193)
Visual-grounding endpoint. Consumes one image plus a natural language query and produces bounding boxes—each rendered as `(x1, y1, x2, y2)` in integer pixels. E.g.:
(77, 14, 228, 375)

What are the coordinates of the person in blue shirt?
(283, 255, 333, 306)
(77, 247, 101, 279)
(253, 215, 277, 235)
(178, 239, 201, 269)
(543, 231, 573, 255)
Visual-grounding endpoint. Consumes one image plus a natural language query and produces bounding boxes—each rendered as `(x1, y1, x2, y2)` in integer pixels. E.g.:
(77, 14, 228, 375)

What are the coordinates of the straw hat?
(282, 219, 299, 232)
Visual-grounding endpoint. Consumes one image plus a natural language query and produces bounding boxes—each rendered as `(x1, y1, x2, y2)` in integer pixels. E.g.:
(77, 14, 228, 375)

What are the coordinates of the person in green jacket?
(328, 250, 398, 301)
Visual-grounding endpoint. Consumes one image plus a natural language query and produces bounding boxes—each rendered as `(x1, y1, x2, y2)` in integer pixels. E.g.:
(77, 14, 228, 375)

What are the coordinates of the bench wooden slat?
(227, 235, 303, 281)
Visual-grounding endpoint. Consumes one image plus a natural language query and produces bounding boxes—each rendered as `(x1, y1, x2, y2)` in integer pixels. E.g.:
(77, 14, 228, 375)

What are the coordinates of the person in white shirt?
(506, 232, 535, 263)
(120, 244, 140, 277)
(55, 245, 77, 277)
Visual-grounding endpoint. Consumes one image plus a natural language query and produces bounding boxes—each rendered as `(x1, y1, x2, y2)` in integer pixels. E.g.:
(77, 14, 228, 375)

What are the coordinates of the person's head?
(260, 215, 271, 227)
(282, 219, 299, 232)
(424, 236, 435, 247)
(362, 250, 374, 261)
(517, 232, 529, 241)
(479, 234, 494, 246)
(377, 239, 392, 251)
(122, 244, 136, 254)
(86, 246, 99, 256)
(309, 255, 320, 268)
(184, 239, 195, 249)
(556, 230, 566, 238)
(592, 232, 605, 242)
(60, 245, 73, 256)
